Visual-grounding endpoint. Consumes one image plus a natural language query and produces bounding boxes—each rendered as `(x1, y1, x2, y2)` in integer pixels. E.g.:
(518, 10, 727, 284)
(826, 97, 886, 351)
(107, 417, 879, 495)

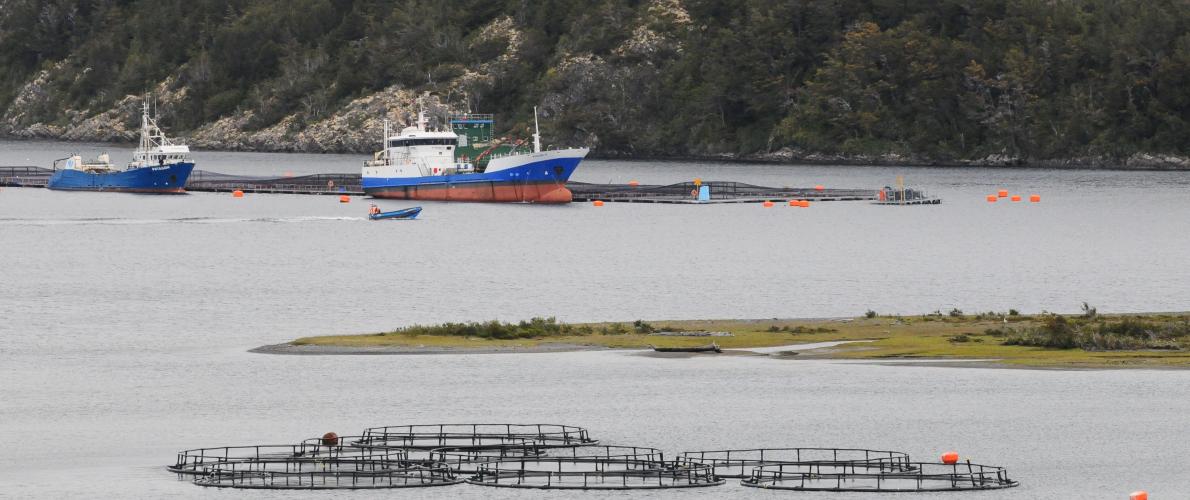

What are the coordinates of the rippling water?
(2, 139, 1189, 498)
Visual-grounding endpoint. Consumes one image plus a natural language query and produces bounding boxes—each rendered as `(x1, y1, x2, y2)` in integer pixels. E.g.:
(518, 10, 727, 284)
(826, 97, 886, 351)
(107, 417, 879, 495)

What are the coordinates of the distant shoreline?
(250, 342, 611, 356)
(3, 135, 1188, 171)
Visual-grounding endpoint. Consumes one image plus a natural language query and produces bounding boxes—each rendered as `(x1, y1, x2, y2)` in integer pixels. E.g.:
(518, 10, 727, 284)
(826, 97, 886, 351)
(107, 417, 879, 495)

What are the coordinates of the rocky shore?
(6, 113, 1189, 170)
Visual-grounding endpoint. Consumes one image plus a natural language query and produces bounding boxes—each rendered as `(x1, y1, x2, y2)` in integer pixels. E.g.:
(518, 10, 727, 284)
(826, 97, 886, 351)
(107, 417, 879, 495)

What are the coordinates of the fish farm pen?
(354, 423, 596, 450)
(1, 166, 940, 204)
(679, 447, 915, 478)
(169, 423, 1017, 492)
(0, 166, 49, 187)
(466, 446, 724, 489)
(741, 461, 1019, 492)
(569, 180, 882, 204)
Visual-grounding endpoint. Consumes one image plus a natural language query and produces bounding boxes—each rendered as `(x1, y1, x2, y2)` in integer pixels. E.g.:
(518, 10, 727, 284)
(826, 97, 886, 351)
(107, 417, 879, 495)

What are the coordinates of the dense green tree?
(2, 0, 1189, 159)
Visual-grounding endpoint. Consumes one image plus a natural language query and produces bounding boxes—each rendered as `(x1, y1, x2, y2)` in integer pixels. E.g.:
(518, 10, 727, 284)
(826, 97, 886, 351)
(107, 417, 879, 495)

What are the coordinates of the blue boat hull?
(368, 207, 422, 220)
(47, 162, 195, 193)
(363, 156, 583, 203)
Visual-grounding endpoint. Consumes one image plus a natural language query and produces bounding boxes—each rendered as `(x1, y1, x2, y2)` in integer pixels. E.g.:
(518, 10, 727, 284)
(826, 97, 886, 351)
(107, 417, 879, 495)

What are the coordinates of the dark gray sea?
(2, 139, 1188, 498)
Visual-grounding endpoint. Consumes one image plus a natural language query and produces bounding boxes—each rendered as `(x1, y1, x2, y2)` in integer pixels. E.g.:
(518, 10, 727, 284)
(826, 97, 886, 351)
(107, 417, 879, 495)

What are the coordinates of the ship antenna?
(382, 118, 389, 150)
(532, 106, 542, 153)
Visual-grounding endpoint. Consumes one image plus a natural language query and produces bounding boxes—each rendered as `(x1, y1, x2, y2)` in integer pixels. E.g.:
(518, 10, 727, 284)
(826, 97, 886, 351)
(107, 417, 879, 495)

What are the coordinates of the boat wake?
(0, 216, 362, 226)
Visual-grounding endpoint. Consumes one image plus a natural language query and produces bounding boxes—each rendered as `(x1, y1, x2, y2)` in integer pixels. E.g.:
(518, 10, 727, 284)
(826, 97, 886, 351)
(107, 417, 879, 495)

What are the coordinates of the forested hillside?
(2, 0, 1188, 165)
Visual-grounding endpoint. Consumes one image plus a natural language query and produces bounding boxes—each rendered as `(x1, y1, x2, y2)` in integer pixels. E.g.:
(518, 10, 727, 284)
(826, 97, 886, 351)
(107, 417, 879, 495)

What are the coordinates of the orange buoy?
(339, 195, 350, 203)
(283, 171, 294, 177)
(1130, 491, 1148, 500)
(1030, 194, 1041, 203)
(593, 200, 604, 207)
(232, 190, 244, 198)
(998, 189, 1008, 198)
(788, 200, 799, 207)
(941, 452, 959, 465)
(762, 200, 774, 208)
(322, 432, 339, 446)
(814, 185, 825, 191)
(800, 200, 810, 208)
(986, 195, 997, 202)
(1011, 195, 1021, 202)
(628, 180, 640, 187)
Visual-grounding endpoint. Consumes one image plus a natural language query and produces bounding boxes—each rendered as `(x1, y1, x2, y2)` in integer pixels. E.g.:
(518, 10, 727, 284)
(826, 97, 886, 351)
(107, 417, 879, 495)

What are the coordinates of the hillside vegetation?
(2, 0, 1189, 164)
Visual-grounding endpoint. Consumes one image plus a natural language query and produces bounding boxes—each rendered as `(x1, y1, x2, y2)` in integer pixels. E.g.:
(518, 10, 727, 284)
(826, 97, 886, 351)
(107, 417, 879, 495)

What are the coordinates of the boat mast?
(532, 106, 541, 153)
(382, 118, 389, 149)
(140, 101, 152, 156)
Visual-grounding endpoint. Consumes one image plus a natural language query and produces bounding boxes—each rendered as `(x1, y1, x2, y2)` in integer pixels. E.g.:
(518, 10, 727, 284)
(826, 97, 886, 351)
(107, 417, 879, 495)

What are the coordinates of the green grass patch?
(289, 313, 1190, 368)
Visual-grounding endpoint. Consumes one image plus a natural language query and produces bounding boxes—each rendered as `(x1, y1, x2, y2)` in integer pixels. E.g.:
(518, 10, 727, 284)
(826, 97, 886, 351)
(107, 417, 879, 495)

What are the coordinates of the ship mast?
(532, 106, 541, 153)
(140, 101, 152, 155)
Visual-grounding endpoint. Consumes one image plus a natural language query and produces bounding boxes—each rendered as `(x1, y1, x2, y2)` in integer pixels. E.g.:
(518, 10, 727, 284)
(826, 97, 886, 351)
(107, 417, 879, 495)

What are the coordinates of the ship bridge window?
(388, 139, 458, 148)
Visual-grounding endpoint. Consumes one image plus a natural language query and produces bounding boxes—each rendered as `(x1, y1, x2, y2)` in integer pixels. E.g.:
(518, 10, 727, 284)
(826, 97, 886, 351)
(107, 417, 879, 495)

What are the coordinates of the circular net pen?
(428, 439, 554, 473)
(354, 423, 596, 450)
(741, 460, 1019, 492)
(466, 445, 724, 490)
(168, 437, 407, 476)
(193, 460, 460, 489)
(680, 447, 915, 478)
(172, 436, 461, 489)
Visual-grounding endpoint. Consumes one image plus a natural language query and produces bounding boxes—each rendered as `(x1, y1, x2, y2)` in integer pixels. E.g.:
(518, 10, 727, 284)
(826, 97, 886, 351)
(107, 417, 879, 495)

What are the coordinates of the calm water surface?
(1, 139, 1189, 498)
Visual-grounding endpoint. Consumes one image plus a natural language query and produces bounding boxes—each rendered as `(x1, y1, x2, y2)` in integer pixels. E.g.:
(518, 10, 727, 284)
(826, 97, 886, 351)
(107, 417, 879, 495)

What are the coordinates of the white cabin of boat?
(130, 101, 191, 169)
(363, 110, 474, 179)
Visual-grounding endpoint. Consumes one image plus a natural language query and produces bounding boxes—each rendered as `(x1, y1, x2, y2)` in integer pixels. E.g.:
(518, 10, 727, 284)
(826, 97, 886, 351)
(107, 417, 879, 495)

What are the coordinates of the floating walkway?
(2, 166, 940, 204)
(169, 422, 1016, 492)
(0, 166, 50, 187)
(570, 181, 884, 204)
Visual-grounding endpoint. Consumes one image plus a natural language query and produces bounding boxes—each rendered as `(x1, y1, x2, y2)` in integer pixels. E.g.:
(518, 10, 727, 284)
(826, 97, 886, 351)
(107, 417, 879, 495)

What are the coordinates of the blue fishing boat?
(362, 108, 588, 203)
(368, 205, 422, 220)
(48, 102, 194, 193)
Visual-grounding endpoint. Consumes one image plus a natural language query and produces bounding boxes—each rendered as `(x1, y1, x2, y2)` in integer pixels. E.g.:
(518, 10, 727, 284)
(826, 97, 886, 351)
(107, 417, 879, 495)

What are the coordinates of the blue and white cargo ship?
(48, 102, 194, 193)
(362, 108, 588, 203)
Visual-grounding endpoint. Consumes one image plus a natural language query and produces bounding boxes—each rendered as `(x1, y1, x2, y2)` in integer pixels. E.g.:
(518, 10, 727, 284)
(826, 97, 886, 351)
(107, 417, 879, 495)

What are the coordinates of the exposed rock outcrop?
(188, 86, 427, 153)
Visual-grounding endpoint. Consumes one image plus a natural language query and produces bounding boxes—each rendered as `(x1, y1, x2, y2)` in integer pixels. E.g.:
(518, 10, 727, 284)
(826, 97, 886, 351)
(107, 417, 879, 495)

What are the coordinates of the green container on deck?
(450, 114, 522, 171)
